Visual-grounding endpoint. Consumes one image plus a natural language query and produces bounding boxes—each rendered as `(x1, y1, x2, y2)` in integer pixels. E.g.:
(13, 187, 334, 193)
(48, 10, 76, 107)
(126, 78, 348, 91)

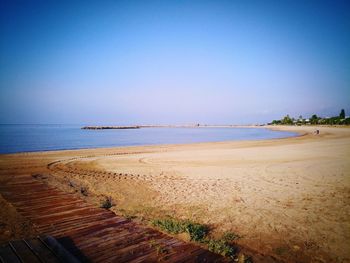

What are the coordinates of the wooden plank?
(35, 210, 114, 230)
(12, 196, 81, 207)
(0, 175, 225, 262)
(36, 211, 114, 233)
(80, 228, 171, 259)
(28, 206, 100, 221)
(20, 203, 91, 218)
(0, 244, 21, 263)
(17, 200, 85, 213)
(91, 230, 163, 262)
(77, 221, 149, 250)
(25, 238, 61, 263)
(77, 228, 137, 253)
(2, 190, 68, 199)
(1, 181, 46, 187)
(9, 240, 41, 263)
(28, 208, 111, 226)
(2, 192, 71, 203)
(49, 216, 127, 239)
(40, 236, 80, 263)
(65, 219, 131, 242)
(0, 186, 49, 193)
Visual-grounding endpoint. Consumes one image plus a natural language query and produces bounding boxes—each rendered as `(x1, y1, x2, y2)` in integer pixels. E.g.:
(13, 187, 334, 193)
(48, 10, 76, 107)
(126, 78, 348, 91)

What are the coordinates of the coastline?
(1, 126, 350, 262)
(0, 125, 302, 156)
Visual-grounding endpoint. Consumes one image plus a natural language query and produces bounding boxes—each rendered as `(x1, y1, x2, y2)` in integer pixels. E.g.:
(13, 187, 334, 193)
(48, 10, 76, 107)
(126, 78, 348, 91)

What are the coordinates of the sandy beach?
(1, 126, 349, 262)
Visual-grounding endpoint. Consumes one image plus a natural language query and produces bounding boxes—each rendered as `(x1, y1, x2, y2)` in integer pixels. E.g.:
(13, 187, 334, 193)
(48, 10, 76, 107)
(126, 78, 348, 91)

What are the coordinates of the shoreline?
(0, 125, 308, 156)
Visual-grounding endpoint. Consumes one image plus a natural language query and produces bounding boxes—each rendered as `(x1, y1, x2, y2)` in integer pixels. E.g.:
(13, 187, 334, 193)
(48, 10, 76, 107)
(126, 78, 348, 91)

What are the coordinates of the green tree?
(339, 109, 345, 119)
(310, 114, 319, 125)
(282, 115, 293, 125)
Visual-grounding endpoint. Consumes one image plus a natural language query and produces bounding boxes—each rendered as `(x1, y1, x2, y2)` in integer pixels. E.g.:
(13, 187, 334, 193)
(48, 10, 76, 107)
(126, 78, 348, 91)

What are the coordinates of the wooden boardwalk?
(0, 236, 80, 263)
(0, 174, 225, 262)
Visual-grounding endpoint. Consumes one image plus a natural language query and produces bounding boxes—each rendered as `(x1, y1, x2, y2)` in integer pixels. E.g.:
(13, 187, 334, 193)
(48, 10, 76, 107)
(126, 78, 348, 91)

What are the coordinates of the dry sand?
(0, 126, 349, 262)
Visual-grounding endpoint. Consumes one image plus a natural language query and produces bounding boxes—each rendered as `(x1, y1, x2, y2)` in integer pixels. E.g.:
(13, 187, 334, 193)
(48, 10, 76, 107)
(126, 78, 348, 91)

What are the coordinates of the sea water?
(0, 124, 297, 154)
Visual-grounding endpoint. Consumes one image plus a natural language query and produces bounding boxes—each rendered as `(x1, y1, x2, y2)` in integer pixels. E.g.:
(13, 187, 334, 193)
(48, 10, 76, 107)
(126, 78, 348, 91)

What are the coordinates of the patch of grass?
(80, 187, 88, 196)
(152, 219, 184, 234)
(151, 218, 208, 242)
(100, 196, 114, 209)
(204, 231, 241, 258)
(151, 218, 244, 260)
(207, 239, 236, 258)
(222, 231, 241, 242)
(186, 222, 208, 242)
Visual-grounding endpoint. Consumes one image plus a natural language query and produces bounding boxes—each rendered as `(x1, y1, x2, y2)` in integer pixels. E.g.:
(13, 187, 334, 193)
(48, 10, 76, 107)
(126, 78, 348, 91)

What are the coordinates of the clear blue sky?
(0, 0, 349, 125)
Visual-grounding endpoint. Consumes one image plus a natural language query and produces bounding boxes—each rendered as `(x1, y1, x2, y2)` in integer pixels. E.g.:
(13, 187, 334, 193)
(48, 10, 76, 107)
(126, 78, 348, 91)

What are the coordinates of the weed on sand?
(151, 218, 249, 260)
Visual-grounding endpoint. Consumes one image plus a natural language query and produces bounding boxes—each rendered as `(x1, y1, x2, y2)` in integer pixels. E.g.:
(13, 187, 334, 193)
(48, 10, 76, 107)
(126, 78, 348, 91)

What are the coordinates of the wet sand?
(0, 126, 349, 262)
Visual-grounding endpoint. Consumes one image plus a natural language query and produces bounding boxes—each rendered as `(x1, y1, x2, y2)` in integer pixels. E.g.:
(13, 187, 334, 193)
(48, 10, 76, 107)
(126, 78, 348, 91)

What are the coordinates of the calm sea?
(0, 124, 297, 154)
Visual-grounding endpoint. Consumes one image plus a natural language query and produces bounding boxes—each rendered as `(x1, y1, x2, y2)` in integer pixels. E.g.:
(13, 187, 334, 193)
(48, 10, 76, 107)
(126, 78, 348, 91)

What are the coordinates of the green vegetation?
(151, 218, 208, 241)
(270, 109, 350, 126)
(207, 238, 236, 257)
(310, 114, 319, 125)
(151, 218, 246, 259)
(340, 109, 345, 119)
(80, 186, 89, 196)
(222, 231, 241, 242)
(100, 196, 114, 209)
(206, 231, 242, 258)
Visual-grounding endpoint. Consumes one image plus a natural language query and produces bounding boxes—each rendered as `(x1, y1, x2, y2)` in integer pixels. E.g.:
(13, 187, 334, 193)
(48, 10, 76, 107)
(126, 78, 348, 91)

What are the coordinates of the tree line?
(269, 109, 350, 125)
